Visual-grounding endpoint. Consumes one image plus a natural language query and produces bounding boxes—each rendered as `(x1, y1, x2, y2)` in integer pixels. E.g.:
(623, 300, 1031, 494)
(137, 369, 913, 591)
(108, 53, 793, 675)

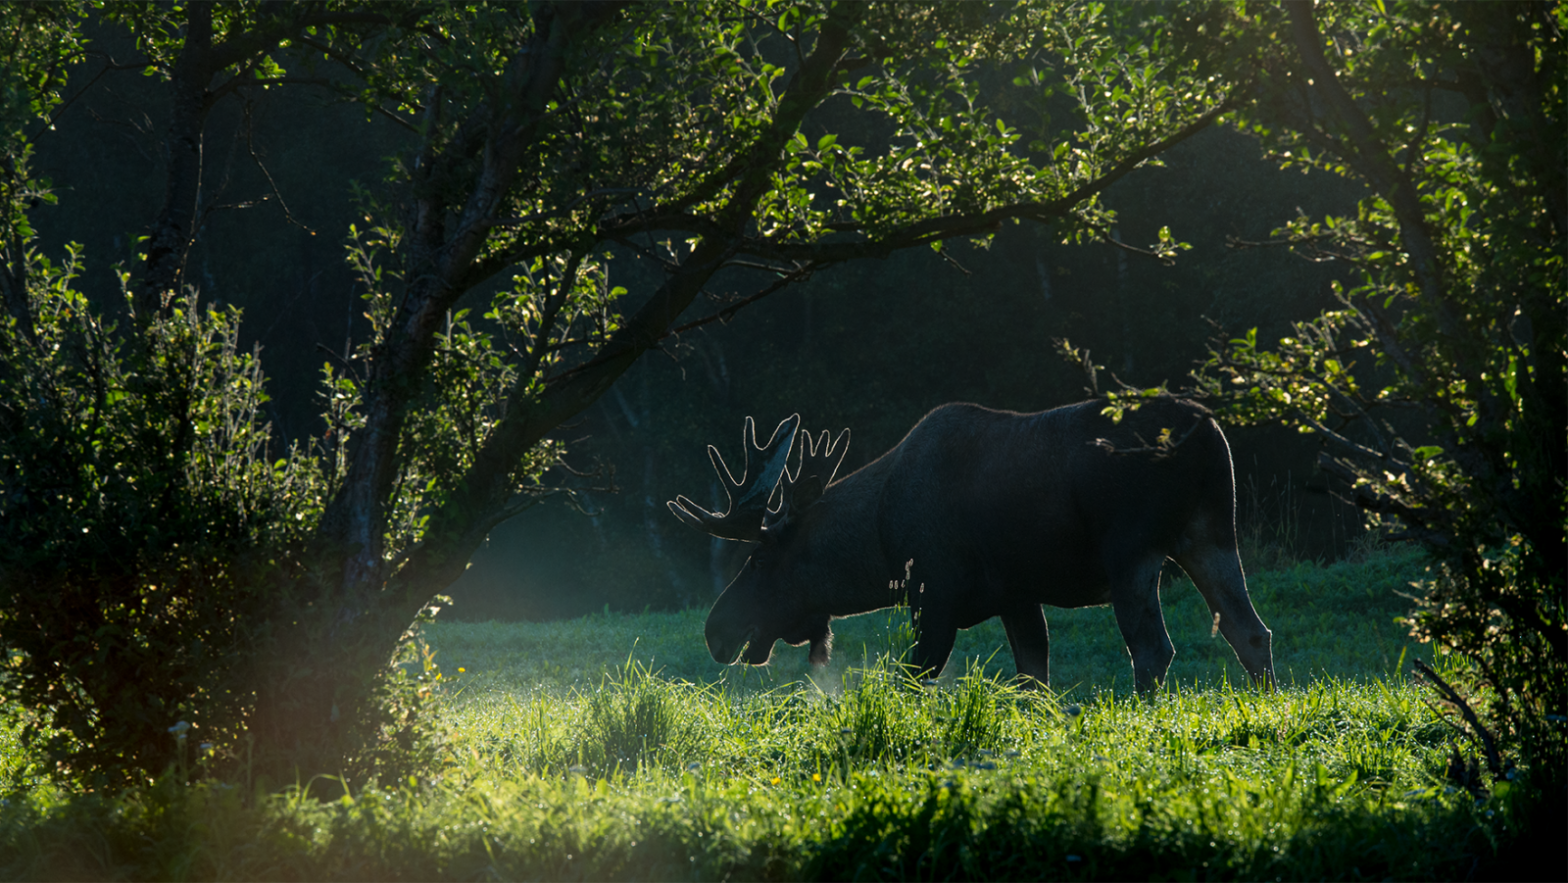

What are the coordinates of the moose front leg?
(1001, 603, 1051, 688)
(908, 603, 957, 682)
(806, 615, 833, 667)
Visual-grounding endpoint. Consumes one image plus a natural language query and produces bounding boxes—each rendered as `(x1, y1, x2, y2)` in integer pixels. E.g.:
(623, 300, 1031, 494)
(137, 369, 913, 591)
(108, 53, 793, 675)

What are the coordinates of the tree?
(1174, 0, 1564, 772)
(0, 1, 1236, 785)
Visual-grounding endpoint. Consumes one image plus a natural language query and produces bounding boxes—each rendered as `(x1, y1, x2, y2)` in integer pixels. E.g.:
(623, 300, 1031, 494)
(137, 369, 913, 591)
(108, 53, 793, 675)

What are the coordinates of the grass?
(0, 545, 1554, 880)
(431, 544, 1434, 694)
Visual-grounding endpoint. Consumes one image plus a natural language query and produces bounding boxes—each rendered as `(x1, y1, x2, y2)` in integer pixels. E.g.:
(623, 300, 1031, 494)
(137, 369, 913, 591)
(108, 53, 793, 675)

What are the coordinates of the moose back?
(668, 397, 1274, 692)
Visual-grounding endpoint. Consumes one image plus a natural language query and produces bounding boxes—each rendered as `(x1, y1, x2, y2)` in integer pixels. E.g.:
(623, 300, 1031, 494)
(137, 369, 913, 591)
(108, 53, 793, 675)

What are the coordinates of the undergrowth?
(1, 545, 1558, 880)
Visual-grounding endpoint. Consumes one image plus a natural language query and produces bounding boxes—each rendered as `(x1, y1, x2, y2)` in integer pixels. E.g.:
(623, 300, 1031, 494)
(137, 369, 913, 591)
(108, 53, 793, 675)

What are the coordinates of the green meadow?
(0, 546, 1550, 880)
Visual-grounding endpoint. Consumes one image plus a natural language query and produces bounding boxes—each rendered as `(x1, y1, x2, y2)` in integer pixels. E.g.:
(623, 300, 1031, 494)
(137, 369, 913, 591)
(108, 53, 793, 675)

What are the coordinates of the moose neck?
(797, 456, 900, 618)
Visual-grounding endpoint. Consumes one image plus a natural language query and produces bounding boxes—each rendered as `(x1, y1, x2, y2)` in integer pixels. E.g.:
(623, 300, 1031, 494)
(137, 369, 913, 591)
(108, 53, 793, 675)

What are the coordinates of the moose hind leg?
(1001, 604, 1050, 688)
(1176, 546, 1274, 687)
(1108, 555, 1175, 693)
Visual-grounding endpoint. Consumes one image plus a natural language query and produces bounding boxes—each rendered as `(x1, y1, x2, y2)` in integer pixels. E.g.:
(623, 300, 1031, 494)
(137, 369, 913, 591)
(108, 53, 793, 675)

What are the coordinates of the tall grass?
(1, 545, 1552, 880)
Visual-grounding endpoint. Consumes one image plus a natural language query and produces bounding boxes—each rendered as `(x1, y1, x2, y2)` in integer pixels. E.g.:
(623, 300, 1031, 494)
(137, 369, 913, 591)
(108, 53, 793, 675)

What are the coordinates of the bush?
(0, 271, 326, 786)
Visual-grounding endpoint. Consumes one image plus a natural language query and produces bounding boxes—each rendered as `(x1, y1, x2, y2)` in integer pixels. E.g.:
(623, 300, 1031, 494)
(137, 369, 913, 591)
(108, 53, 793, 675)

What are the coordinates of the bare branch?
(1090, 414, 1203, 460)
(1412, 658, 1503, 777)
(663, 263, 818, 339)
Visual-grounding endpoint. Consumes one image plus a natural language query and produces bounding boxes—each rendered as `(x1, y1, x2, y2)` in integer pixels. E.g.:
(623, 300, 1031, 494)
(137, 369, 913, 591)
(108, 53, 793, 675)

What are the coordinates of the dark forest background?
(36, 22, 1366, 622)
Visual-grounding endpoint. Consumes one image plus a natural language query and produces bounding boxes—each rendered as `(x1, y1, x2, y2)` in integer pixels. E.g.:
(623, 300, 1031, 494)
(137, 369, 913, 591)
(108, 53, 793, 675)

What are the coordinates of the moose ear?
(792, 474, 825, 510)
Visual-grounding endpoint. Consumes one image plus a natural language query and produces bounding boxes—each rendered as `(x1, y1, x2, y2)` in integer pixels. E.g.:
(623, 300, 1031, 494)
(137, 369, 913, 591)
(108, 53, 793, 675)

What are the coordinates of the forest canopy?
(0, 0, 1240, 785)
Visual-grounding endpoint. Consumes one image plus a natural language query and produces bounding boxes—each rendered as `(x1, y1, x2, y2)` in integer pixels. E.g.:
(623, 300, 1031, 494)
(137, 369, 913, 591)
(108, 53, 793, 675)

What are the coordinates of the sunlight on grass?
(4, 546, 1525, 881)
(429, 544, 1433, 699)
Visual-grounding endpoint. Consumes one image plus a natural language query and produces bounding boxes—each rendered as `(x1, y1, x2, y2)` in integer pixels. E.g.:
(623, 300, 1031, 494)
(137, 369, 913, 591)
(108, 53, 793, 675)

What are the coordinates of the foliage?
(1153, 0, 1568, 774)
(0, 270, 323, 783)
(0, 0, 1261, 786)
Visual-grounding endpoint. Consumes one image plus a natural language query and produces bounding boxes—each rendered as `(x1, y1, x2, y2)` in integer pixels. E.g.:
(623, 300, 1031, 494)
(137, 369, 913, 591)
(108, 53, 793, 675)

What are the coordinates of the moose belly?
(979, 540, 1116, 611)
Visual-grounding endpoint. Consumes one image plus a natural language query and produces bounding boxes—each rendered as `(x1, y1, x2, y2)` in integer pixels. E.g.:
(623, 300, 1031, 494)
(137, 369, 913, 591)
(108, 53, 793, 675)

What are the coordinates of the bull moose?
(668, 397, 1274, 692)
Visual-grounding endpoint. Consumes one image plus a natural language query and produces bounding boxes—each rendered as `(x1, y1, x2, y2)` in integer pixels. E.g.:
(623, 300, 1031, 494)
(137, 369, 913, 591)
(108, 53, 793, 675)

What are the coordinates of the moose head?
(667, 414, 849, 667)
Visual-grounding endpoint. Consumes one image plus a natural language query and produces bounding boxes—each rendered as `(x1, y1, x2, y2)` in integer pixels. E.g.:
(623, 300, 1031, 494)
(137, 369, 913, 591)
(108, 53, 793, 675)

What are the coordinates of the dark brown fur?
(688, 397, 1274, 692)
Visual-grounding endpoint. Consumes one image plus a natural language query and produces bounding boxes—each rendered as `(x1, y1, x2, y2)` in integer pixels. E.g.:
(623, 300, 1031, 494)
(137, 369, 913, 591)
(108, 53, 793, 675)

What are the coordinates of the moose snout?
(705, 622, 756, 665)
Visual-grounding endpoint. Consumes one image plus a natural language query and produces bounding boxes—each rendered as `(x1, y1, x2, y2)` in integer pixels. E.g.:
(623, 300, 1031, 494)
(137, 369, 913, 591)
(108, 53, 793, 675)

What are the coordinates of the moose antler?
(668, 414, 801, 542)
(767, 427, 850, 528)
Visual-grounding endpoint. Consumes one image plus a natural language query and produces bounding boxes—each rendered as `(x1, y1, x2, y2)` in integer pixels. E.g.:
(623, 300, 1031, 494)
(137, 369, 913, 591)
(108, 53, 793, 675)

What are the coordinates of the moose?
(668, 397, 1274, 692)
